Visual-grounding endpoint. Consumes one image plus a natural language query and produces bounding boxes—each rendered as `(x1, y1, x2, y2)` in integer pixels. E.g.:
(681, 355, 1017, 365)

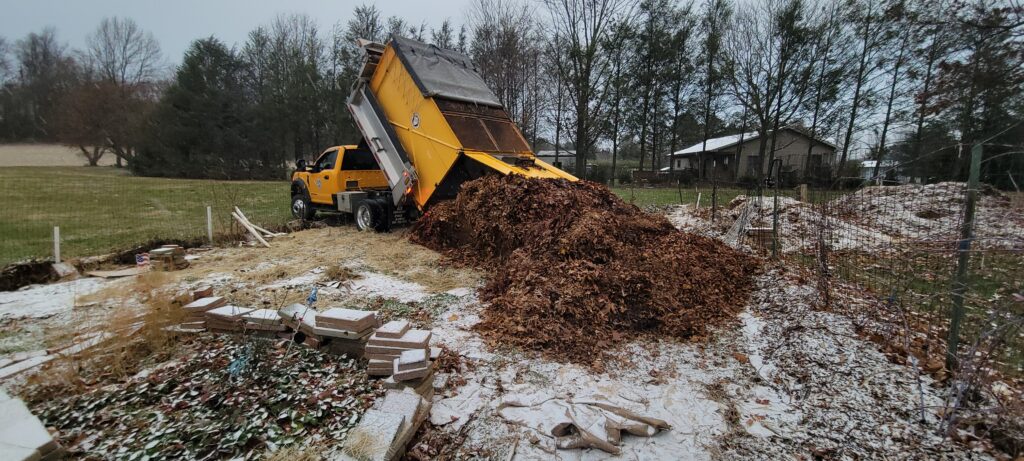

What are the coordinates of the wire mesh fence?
(746, 176, 1023, 378)
(0, 166, 292, 266)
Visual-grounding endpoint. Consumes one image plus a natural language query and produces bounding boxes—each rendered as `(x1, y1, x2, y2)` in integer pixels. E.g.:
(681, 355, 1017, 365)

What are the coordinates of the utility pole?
(946, 144, 981, 371)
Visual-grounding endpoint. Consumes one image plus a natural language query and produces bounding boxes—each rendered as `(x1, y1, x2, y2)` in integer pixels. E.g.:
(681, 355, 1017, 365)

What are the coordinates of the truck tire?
(291, 192, 315, 221)
(355, 199, 390, 232)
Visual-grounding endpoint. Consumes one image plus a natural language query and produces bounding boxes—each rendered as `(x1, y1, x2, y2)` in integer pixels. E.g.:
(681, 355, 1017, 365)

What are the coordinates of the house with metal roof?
(663, 127, 836, 181)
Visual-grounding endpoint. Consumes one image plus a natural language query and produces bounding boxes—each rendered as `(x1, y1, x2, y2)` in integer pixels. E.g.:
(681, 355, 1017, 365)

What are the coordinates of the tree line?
(0, 0, 1020, 186)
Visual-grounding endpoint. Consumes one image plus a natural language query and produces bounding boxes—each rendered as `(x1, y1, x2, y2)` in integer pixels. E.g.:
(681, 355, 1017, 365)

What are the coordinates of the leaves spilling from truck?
(412, 175, 761, 366)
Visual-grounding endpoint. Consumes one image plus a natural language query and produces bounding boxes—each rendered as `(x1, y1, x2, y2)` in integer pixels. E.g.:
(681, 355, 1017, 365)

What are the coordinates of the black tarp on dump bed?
(391, 35, 503, 108)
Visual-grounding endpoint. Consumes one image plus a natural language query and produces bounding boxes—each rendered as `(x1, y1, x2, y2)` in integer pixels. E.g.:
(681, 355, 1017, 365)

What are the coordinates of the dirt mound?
(412, 175, 760, 365)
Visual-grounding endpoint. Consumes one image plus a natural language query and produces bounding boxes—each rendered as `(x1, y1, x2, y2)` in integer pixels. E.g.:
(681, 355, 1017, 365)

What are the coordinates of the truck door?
(308, 148, 339, 204)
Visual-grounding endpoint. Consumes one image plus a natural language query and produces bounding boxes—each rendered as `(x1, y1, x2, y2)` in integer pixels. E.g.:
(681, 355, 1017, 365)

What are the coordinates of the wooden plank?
(232, 212, 270, 248)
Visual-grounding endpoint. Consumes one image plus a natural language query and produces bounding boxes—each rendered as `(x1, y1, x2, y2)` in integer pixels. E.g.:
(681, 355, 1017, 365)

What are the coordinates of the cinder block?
(376, 320, 410, 339)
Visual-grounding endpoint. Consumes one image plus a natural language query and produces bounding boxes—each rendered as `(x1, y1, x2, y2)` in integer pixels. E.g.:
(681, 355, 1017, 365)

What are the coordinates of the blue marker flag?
(306, 286, 318, 307)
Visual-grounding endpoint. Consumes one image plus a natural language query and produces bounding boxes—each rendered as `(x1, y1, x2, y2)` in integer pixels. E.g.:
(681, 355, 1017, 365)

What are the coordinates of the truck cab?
(290, 144, 388, 223)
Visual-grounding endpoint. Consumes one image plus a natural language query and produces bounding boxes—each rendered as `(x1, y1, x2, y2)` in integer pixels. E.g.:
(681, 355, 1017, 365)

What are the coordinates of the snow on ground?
(684, 182, 1024, 254)
(834, 182, 1024, 248)
(1, 207, 1012, 459)
(347, 271, 431, 303)
(424, 270, 989, 459)
(0, 277, 108, 320)
(429, 293, 734, 459)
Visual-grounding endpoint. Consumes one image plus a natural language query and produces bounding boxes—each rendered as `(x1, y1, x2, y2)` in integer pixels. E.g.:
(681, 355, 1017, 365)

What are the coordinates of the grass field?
(0, 144, 118, 167)
(0, 165, 813, 265)
(0, 167, 290, 265)
(610, 185, 756, 207)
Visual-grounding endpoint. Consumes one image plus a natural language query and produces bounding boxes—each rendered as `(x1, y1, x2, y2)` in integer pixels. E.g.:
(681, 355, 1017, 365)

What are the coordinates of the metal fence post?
(946, 143, 982, 371)
(771, 159, 782, 260)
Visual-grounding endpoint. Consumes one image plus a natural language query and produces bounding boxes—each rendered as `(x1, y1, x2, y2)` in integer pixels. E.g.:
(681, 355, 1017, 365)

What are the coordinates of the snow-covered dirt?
(0, 211, 1013, 459)
(423, 269, 991, 460)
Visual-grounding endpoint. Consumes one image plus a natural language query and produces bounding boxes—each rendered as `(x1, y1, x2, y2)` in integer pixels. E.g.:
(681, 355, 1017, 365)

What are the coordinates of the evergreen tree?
(134, 38, 276, 179)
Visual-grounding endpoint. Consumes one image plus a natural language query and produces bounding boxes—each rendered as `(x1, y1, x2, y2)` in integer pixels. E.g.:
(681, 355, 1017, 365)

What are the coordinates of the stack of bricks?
(239, 309, 285, 338)
(365, 320, 436, 395)
(180, 294, 226, 330)
(149, 245, 189, 271)
(382, 347, 440, 399)
(204, 305, 254, 333)
(277, 304, 377, 357)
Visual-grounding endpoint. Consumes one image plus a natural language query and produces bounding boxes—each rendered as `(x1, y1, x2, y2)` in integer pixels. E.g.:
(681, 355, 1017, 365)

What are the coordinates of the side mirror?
(296, 159, 307, 170)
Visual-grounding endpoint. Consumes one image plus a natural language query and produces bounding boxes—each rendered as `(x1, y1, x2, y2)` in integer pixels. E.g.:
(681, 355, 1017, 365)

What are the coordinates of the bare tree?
(801, 0, 848, 181)
(836, 0, 887, 178)
(431, 19, 456, 49)
(544, 0, 636, 178)
(0, 37, 11, 83)
(14, 28, 73, 139)
(693, 0, 732, 177)
(468, 0, 544, 133)
(723, 0, 815, 179)
(85, 17, 162, 86)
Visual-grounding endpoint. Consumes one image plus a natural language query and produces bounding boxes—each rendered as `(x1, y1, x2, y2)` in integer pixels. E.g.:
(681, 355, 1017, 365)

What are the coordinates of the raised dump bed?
(343, 36, 576, 230)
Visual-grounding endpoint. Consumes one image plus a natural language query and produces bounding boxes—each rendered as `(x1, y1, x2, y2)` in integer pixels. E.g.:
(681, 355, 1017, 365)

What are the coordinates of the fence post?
(53, 226, 60, 263)
(771, 159, 782, 260)
(946, 143, 982, 371)
(206, 206, 214, 244)
(711, 175, 718, 222)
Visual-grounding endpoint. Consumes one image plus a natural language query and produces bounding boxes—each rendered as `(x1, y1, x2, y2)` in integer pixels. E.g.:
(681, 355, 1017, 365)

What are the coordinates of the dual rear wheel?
(355, 199, 389, 232)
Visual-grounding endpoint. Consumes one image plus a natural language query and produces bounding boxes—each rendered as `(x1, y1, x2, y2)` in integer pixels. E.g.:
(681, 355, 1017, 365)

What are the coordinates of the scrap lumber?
(231, 211, 270, 248)
(86, 267, 146, 278)
(230, 207, 282, 237)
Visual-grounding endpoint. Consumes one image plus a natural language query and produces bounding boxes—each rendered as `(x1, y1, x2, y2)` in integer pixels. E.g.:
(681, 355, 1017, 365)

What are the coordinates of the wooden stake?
(53, 226, 61, 263)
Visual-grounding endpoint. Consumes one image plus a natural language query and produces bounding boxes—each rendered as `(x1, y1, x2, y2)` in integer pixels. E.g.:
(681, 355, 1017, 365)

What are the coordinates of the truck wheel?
(355, 201, 381, 232)
(291, 193, 315, 220)
(356, 199, 391, 232)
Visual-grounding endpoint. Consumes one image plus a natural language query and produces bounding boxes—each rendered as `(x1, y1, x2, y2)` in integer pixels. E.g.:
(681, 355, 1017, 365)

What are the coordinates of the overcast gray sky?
(1, 0, 472, 64)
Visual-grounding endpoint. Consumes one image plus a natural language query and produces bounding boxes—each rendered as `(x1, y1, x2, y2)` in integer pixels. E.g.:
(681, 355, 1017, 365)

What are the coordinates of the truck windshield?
(341, 148, 380, 170)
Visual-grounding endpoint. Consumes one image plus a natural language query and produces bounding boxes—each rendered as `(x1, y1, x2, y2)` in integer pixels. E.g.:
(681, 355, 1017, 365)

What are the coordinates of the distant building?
(859, 160, 917, 184)
(663, 128, 836, 181)
(534, 150, 577, 170)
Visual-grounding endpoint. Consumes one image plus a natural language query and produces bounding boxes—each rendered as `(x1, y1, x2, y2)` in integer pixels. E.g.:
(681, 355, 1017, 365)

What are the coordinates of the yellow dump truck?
(290, 36, 576, 231)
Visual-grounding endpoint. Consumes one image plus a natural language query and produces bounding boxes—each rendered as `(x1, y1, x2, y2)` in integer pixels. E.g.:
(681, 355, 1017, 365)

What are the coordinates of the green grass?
(609, 185, 805, 208)
(0, 167, 291, 265)
(610, 185, 744, 207)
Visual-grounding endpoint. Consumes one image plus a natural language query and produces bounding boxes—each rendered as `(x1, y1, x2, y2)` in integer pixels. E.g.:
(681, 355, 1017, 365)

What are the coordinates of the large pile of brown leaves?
(412, 175, 760, 365)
